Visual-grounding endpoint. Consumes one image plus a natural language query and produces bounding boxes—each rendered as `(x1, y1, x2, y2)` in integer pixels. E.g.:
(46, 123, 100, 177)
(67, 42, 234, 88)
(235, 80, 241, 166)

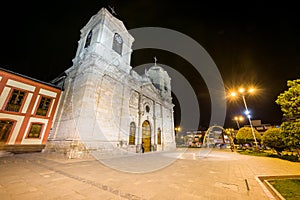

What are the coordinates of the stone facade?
(47, 8, 175, 156)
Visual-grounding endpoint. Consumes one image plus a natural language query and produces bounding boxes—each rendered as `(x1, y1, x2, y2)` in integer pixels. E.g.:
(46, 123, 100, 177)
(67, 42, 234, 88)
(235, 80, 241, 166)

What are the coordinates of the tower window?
(112, 33, 123, 55)
(84, 30, 93, 48)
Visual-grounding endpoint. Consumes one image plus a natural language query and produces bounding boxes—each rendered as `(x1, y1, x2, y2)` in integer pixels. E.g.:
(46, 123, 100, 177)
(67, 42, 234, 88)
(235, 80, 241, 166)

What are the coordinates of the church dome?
(147, 65, 171, 99)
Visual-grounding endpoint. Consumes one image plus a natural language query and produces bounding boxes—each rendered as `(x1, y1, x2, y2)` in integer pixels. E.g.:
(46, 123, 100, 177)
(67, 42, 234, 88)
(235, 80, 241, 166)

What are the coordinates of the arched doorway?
(142, 120, 151, 152)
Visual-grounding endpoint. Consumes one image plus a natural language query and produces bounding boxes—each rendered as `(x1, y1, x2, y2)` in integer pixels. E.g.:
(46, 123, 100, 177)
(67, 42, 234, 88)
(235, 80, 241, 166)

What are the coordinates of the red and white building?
(0, 68, 62, 152)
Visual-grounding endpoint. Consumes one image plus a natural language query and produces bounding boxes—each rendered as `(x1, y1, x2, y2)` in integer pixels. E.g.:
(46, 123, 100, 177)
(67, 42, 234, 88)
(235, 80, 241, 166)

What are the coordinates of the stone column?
(153, 101, 157, 151)
(137, 93, 143, 152)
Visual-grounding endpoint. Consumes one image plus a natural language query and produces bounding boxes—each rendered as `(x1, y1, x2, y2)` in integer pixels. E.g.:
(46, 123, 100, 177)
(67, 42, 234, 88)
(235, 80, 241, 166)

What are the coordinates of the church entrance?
(142, 120, 151, 152)
(0, 120, 14, 143)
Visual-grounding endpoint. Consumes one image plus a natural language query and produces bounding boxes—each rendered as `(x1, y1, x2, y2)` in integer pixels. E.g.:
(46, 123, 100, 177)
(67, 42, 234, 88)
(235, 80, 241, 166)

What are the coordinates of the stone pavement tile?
(1, 149, 299, 199)
(13, 191, 44, 200)
(0, 185, 12, 200)
(0, 193, 12, 200)
(86, 159, 248, 199)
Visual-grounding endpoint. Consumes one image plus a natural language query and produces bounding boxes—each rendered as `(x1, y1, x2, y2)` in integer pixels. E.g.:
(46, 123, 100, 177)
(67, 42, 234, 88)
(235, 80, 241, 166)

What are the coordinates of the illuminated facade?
(0, 68, 62, 152)
(48, 8, 176, 156)
(0, 8, 176, 155)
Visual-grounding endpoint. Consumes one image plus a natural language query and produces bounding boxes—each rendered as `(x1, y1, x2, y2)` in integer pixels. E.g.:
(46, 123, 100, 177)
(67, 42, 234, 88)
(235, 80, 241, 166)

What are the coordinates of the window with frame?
(129, 122, 136, 145)
(0, 120, 14, 142)
(157, 128, 161, 145)
(36, 97, 52, 116)
(84, 30, 93, 48)
(112, 33, 123, 55)
(27, 123, 43, 138)
(5, 89, 26, 112)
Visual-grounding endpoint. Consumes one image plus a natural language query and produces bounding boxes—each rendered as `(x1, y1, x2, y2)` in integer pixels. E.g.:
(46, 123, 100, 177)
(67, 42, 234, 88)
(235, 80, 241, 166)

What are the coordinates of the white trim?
(31, 95, 40, 115)
(39, 88, 57, 98)
(48, 99, 55, 117)
(0, 113, 24, 144)
(21, 118, 49, 144)
(7, 79, 35, 92)
(21, 93, 33, 113)
(0, 87, 10, 108)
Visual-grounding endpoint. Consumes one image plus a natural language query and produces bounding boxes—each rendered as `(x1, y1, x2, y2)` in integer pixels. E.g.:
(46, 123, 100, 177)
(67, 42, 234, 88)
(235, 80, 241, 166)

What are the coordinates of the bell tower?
(72, 8, 134, 74)
(49, 8, 135, 154)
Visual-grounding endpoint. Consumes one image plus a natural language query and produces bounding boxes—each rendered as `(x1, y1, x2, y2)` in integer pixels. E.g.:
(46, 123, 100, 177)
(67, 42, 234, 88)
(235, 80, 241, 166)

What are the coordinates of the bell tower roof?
(80, 7, 132, 39)
(72, 7, 134, 74)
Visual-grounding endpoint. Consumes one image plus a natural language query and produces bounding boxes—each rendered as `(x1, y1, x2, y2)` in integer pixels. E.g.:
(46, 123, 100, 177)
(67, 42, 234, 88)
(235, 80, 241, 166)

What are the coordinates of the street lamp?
(175, 127, 181, 133)
(233, 116, 244, 129)
(230, 87, 258, 148)
(174, 126, 181, 136)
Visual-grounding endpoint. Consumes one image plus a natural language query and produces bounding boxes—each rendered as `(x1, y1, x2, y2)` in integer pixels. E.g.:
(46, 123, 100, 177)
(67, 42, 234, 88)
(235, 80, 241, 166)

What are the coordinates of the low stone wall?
(0, 144, 45, 153)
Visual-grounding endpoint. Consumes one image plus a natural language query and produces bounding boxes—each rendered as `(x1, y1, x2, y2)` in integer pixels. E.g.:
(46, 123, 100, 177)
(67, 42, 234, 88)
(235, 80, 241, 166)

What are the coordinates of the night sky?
(1, 1, 300, 130)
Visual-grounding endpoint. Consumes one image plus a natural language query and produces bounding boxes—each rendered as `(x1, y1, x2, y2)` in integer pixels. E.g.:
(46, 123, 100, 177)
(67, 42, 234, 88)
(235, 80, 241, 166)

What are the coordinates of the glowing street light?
(230, 87, 258, 148)
(174, 126, 181, 137)
(175, 127, 181, 132)
(233, 116, 244, 129)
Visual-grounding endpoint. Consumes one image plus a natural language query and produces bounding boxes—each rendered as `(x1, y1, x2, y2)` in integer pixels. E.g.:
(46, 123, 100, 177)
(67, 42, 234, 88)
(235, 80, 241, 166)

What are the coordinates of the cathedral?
(47, 7, 176, 156)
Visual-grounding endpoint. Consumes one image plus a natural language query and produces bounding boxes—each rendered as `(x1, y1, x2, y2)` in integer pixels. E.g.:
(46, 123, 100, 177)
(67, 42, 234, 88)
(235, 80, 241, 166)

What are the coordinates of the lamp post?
(175, 127, 181, 135)
(231, 88, 258, 148)
(175, 126, 181, 140)
(233, 116, 244, 129)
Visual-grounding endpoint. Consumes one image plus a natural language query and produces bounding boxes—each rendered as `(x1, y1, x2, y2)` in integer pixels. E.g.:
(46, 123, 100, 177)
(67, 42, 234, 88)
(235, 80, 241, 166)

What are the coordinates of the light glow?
(248, 88, 255, 93)
(230, 92, 237, 97)
(238, 88, 245, 93)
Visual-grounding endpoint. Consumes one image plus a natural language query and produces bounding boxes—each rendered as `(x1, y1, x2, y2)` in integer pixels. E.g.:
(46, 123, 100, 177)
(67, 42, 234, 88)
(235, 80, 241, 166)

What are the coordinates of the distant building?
(0, 68, 62, 152)
(244, 120, 273, 134)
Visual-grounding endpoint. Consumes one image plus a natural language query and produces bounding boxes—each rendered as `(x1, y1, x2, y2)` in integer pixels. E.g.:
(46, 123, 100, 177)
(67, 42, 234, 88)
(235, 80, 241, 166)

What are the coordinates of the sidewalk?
(0, 148, 299, 199)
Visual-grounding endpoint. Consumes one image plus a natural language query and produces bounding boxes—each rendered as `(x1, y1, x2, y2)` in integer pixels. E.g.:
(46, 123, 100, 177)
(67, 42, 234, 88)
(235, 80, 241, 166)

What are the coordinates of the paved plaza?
(0, 148, 299, 199)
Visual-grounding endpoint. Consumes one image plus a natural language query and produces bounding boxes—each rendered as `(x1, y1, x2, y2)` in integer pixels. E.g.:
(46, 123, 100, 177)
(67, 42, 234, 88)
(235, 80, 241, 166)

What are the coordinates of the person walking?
(141, 142, 145, 153)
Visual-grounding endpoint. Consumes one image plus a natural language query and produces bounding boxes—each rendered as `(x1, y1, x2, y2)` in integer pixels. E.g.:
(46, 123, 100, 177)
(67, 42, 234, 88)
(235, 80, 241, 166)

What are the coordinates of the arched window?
(129, 122, 136, 145)
(84, 30, 93, 48)
(145, 105, 150, 113)
(157, 128, 161, 145)
(112, 33, 123, 55)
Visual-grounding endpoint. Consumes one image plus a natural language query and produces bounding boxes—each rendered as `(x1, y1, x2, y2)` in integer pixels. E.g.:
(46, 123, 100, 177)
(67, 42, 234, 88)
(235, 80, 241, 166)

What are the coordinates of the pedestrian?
(141, 142, 145, 153)
(230, 143, 234, 152)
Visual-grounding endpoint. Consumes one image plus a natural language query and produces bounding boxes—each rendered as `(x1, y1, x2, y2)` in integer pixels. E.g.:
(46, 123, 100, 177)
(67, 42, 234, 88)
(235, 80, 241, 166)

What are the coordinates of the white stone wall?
(48, 8, 176, 154)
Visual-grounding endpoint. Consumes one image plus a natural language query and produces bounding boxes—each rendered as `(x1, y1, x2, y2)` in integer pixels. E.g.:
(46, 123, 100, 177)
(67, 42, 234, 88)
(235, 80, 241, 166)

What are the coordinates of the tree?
(276, 79, 300, 156)
(262, 128, 285, 155)
(276, 79, 300, 118)
(236, 127, 261, 146)
(280, 119, 300, 157)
